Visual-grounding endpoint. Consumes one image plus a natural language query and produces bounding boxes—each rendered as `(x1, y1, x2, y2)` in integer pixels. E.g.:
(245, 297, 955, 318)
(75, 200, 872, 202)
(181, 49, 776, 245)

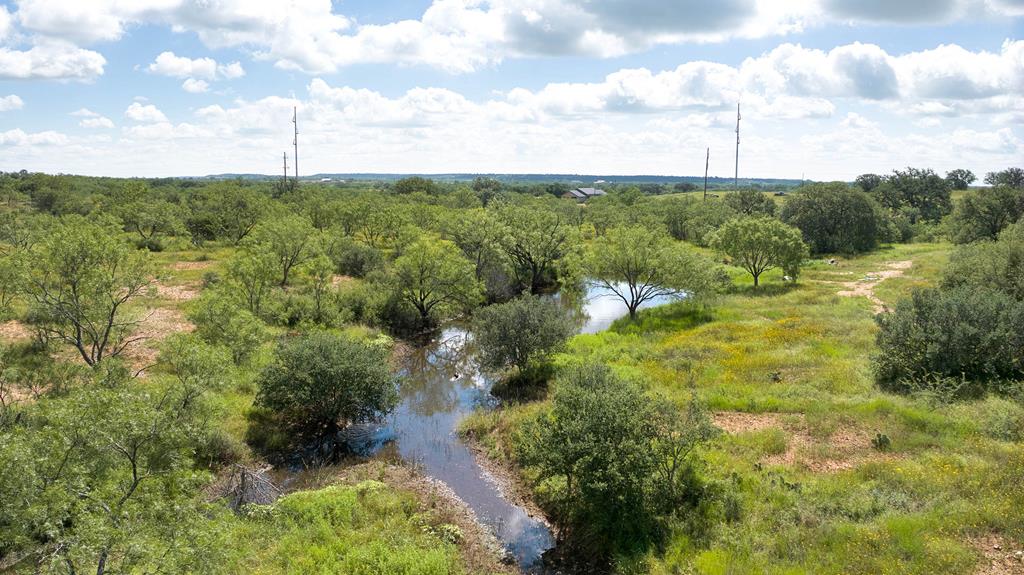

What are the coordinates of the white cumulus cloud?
(0, 94, 24, 111)
(124, 102, 168, 123)
(0, 40, 105, 80)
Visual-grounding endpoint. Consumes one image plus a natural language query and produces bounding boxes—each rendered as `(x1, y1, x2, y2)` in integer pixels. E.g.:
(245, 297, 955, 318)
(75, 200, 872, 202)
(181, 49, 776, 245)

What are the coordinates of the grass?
(476, 241, 1024, 574)
(223, 481, 467, 575)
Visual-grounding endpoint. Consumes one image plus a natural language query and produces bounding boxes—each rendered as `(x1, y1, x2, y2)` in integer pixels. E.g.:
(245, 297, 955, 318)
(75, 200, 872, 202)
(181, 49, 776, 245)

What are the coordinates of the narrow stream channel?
(346, 285, 678, 572)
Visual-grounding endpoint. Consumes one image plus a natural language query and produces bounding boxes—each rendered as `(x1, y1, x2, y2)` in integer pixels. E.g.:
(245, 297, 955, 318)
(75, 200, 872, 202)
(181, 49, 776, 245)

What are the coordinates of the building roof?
(575, 187, 606, 196)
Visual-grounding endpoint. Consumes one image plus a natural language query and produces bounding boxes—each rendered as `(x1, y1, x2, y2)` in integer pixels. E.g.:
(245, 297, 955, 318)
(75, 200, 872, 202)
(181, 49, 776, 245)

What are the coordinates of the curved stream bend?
(347, 285, 678, 571)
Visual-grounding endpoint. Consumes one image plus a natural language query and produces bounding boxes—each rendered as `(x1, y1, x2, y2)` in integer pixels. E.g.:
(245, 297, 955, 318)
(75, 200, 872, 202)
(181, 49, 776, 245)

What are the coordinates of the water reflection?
(346, 283, 678, 571)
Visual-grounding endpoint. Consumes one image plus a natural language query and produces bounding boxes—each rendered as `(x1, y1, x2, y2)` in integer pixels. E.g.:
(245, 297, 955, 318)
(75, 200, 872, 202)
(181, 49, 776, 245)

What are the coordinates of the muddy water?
(349, 285, 678, 571)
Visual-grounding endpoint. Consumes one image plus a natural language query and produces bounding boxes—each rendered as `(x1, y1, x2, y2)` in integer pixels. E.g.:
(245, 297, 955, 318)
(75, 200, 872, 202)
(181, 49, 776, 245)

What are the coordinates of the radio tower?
(292, 106, 299, 183)
(282, 152, 289, 181)
(734, 102, 741, 190)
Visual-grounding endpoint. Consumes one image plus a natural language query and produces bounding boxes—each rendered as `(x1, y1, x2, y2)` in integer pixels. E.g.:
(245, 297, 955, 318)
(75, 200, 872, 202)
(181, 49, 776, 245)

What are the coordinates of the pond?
(344, 284, 679, 572)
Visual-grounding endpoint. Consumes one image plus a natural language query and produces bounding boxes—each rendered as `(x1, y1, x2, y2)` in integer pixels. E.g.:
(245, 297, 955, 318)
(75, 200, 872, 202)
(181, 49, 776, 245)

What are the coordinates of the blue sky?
(0, 0, 1021, 179)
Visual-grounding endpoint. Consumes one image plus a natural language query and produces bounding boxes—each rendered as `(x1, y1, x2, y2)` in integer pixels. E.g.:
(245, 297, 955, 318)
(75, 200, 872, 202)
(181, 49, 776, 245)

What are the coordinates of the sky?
(0, 0, 1021, 180)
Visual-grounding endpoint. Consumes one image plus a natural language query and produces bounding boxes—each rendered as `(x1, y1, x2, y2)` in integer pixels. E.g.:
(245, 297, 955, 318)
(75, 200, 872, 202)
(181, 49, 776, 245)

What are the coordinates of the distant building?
(562, 187, 607, 202)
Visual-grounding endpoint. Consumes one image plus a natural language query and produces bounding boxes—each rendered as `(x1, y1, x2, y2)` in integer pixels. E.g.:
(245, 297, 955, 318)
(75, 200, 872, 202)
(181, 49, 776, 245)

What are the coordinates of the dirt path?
(836, 260, 913, 314)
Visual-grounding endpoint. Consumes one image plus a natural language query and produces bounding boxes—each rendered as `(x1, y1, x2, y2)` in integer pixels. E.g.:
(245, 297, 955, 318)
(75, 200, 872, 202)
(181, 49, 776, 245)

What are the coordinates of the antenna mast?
(703, 147, 710, 201)
(292, 106, 299, 183)
(734, 102, 741, 190)
(282, 152, 289, 181)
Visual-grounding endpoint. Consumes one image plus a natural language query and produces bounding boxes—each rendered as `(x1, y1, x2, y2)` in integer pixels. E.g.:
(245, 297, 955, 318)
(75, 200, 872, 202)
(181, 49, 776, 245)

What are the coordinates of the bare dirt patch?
(154, 280, 201, 302)
(0, 320, 33, 342)
(331, 274, 354, 288)
(971, 534, 1024, 575)
(713, 411, 889, 473)
(123, 307, 195, 374)
(836, 260, 913, 314)
(170, 261, 214, 271)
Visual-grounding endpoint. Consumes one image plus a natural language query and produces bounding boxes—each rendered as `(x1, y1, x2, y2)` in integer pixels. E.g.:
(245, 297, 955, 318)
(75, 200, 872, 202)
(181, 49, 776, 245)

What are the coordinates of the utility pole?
(292, 106, 299, 184)
(703, 147, 710, 201)
(282, 152, 289, 182)
(734, 102, 741, 191)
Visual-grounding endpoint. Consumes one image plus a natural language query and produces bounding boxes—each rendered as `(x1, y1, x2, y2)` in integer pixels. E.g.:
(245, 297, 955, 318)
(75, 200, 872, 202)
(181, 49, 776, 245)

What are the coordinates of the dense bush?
(943, 222, 1024, 301)
(874, 287, 1024, 395)
(255, 332, 398, 435)
(326, 235, 383, 278)
(780, 183, 887, 254)
(189, 289, 266, 364)
(709, 217, 807, 286)
(472, 295, 575, 393)
(723, 189, 776, 216)
(516, 364, 717, 558)
(664, 197, 736, 246)
(947, 186, 1024, 244)
(871, 167, 952, 224)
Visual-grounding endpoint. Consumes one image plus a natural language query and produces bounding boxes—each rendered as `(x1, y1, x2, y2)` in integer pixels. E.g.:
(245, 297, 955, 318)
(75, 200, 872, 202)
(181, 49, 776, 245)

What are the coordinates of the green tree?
(945, 168, 977, 190)
(780, 183, 885, 254)
(0, 379, 220, 574)
(984, 167, 1024, 188)
(723, 189, 776, 216)
(255, 332, 398, 433)
(186, 183, 269, 245)
(587, 226, 722, 318)
(855, 173, 883, 193)
(24, 217, 152, 366)
(710, 217, 808, 287)
(393, 176, 438, 195)
(188, 289, 266, 364)
(472, 295, 574, 379)
(249, 214, 317, 287)
(494, 203, 578, 294)
(517, 364, 660, 551)
(872, 167, 952, 223)
(663, 197, 737, 246)
(943, 221, 1024, 301)
(391, 238, 482, 323)
(947, 186, 1024, 244)
(225, 247, 278, 316)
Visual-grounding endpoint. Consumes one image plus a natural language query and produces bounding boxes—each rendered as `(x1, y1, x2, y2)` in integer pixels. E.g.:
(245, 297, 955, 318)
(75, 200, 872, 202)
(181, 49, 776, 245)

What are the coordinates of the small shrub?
(871, 433, 892, 452)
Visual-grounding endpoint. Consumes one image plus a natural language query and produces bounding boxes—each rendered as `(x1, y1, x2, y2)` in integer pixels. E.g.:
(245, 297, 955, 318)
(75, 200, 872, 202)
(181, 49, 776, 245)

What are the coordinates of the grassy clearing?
(473, 241, 1024, 574)
(223, 481, 468, 575)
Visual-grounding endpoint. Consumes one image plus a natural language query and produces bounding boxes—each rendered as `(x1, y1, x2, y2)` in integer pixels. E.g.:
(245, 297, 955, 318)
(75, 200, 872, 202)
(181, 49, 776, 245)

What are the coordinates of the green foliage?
(710, 217, 808, 287)
(943, 221, 1024, 301)
(984, 166, 1024, 188)
(472, 295, 574, 390)
(493, 201, 579, 293)
(324, 234, 383, 278)
(855, 173, 883, 193)
(189, 289, 266, 364)
(871, 167, 952, 224)
(225, 247, 278, 317)
(225, 482, 463, 575)
(781, 183, 885, 254)
(874, 287, 1024, 395)
(663, 197, 737, 246)
(723, 190, 776, 216)
(516, 364, 716, 557)
(185, 183, 269, 245)
(247, 213, 317, 287)
(391, 237, 482, 325)
(945, 168, 976, 191)
(587, 226, 723, 317)
(0, 377, 221, 574)
(23, 216, 152, 366)
(393, 176, 438, 195)
(255, 332, 398, 435)
(947, 186, 1024, 244)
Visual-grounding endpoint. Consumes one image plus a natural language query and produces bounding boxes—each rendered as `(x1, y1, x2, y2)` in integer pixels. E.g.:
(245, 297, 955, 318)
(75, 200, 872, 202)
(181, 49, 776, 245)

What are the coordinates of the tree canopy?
(710, 217, 808, 286)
